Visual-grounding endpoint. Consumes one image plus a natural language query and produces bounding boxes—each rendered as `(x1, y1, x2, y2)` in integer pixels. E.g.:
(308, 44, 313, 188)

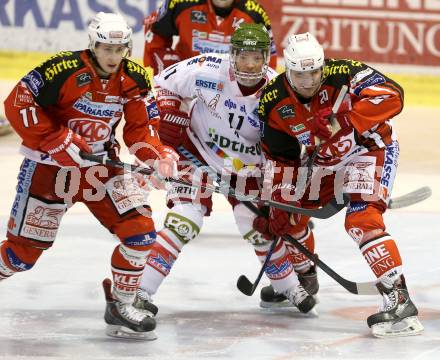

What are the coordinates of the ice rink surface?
(0, 92, 439, 359)
(0, 209, 440, 360)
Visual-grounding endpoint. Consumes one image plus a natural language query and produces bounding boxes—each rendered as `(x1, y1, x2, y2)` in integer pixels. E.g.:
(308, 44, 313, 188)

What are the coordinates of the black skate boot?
(285, 284, 317, 314)
(298, 264, 319, 296)
(103, 278, 157, 340)
(260, 284, 289, 308)
(133, 287, 159, 317)
(260, 265, 319, 308)
(367, 276, 424, 338)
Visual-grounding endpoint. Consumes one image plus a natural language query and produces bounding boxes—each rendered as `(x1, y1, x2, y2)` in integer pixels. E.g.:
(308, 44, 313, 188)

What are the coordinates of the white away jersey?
(154, 53, 277, 174)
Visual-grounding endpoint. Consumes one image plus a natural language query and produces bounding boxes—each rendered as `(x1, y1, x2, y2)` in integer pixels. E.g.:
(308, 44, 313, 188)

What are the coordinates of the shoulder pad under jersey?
(258, 74, 287, 121)
(152, 0, 205, 37)
(323, 58, 369, 87)
(21, 51, 84, 107)
(123, 59, 152, 95)
(326, 58, 403, 99)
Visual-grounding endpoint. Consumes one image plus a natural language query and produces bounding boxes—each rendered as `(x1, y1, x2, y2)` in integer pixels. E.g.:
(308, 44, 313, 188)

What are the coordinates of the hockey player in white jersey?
(134, 23, 317, 318)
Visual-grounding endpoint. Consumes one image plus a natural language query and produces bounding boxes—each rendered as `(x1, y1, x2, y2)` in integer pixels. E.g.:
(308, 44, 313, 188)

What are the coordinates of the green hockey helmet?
(230, 23, 271, 86)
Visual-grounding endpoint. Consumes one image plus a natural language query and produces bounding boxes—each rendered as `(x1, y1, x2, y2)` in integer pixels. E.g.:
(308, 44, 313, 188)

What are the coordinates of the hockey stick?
(79, 152, 348, 218)
(177, 146, 378, 296)
(388, 186, 432, 209)
(240, 201, 379, 296)
(177, 146, 282, 296)
(177, 146, 281, 296)
(236, 237, 279, 296)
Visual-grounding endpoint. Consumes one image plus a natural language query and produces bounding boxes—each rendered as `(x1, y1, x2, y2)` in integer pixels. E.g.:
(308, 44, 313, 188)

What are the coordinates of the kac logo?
(68, 118, 111, 144)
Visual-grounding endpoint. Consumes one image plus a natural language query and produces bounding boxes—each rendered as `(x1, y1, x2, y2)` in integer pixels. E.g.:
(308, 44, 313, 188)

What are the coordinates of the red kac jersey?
(258, 58, 404, 168)
(143, 0, 277, 74)
(4, 50, 162, 164)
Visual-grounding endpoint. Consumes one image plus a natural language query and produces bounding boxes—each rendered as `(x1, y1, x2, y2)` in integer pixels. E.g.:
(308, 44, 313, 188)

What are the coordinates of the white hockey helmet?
(88, 12, 132, 53)
(284, 32, 325, 96)
(283, 32, 324, 72)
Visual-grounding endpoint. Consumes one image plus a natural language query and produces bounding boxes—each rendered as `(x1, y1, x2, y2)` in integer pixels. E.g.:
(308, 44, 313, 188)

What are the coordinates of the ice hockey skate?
(367, 277, 424, 338)
(260, 265, 319, 309)
(133, 287, 159, 317)
(260, 283, 317, 315)
(103, 278, 157, 340)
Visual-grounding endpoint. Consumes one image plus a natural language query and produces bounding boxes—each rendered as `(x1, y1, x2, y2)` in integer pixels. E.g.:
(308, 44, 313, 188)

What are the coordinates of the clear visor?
(230, 47, 269, 85)
(286, 68, 323, 97)
(94, 42, 130, 57)
(287, 68, 322, 88)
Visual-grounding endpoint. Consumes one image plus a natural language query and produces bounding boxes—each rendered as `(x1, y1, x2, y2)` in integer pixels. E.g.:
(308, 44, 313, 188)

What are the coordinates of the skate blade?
(138, 309, 156, 318)
(106, 325, 157, 341)
(371, 316, 424, 338)
(259, 302, 319, 317)
(260, 300, 294, 309)
(307, 306, 319, 318)
(259, 295, 319, 308)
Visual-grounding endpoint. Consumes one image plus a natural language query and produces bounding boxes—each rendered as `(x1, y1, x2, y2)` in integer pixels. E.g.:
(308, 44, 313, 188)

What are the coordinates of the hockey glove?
(312, 107, 352, 142)
(252, 207, 272, 240)
(268, 185, 301, 236)
(155, 145, 179, 179)
(312, 107, 333, 141)
(40, 128, 91, 167)
(158, 109, 191, 148)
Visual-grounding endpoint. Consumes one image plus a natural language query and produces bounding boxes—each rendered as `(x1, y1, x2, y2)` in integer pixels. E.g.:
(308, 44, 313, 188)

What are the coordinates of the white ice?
(1, 193, 440, 358)
(0, 111, 440, 359)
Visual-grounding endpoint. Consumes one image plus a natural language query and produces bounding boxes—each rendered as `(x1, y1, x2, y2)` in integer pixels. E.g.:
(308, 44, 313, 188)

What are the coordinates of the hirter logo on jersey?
(68, 118, 111, 143)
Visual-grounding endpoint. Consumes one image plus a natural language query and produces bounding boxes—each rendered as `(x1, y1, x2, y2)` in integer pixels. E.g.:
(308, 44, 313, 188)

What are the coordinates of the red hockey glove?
(40, 128, 91, 167)
(312, 107, 352, 142)
(253, 216, 272, 240)
(158, 109, 191, 148)
(252, 206, 272, 240)
(312, 107, 333, 141)
(155, 145, 179, 179)
(268, 185, 301, 236)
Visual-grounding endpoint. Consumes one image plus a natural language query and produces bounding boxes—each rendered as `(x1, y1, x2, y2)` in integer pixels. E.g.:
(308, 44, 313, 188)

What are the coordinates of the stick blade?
(236, 275, 255, 296)
(388, 186, 432, 209)
(356, 281, 380, 295)
(307, 194, 349, 219)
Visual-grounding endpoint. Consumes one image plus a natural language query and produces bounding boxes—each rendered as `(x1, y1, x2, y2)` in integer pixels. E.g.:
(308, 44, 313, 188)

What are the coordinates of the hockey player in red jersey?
(133, 23, 317, 319)
(143, 0, 277, 74)
(0, 12, 179, 340)
(256, 32, 424, 337)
